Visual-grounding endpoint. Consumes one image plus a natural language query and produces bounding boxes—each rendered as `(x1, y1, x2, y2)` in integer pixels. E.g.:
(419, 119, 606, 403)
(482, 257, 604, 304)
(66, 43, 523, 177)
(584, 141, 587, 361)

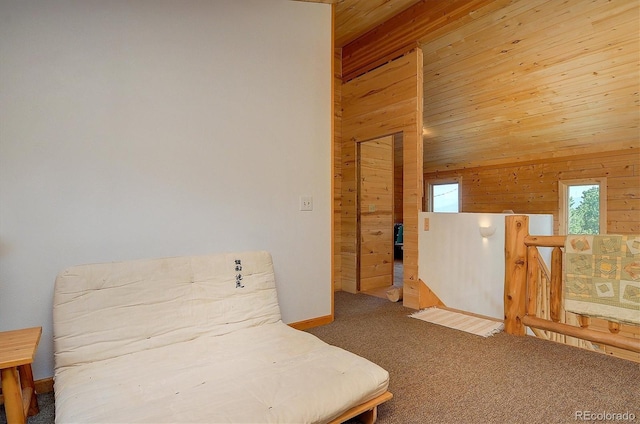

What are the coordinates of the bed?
(53, 251, 391, 423)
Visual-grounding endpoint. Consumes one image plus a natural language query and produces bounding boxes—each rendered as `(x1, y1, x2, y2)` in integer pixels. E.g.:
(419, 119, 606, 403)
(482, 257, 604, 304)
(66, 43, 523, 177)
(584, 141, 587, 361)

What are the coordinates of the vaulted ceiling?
(299, 0, 639, 171)
(295, 0, 421, 47)
(333, 0, 421, 47)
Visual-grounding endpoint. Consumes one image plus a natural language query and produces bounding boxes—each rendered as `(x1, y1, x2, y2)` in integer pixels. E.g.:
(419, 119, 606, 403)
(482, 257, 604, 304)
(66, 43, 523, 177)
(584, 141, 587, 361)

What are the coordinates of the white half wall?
(0, 0, 331, 380)
(418, 212, 553, 319)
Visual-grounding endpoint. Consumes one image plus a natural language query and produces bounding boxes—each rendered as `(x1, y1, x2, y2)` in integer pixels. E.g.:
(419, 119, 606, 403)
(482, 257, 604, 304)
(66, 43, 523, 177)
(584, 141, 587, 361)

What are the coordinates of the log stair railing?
(504, 215, 640, 357)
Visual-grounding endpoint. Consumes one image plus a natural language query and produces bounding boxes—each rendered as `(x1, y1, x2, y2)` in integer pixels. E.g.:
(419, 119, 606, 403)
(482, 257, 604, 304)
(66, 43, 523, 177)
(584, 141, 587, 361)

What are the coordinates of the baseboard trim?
(36, 377, 54, 394)
(288, 314, 333, 331)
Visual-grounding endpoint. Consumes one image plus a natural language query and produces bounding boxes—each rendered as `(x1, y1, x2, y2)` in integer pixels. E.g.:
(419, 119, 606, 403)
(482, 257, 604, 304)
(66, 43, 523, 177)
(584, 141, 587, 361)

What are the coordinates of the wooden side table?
(0, 327, 41, 424)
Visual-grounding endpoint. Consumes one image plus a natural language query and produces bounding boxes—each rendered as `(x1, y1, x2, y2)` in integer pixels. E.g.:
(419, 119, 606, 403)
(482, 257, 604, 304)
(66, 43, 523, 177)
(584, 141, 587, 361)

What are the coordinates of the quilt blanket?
(564, 234, 640, 325)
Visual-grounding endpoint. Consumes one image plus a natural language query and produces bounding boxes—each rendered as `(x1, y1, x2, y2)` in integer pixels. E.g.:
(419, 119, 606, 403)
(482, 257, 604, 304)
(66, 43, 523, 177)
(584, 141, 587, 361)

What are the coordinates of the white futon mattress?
(54, 321, 389, 423)
(53, 252, 389, 423)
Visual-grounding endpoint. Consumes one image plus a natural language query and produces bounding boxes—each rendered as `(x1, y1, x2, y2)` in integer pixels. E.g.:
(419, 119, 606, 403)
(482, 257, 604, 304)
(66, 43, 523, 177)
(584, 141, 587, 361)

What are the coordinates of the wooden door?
(358, 136, 394, 292)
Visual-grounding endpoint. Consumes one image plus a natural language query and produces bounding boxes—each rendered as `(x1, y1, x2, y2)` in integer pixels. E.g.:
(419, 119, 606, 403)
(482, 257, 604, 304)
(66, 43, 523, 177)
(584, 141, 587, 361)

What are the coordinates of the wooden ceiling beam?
(341, 0, 495, 82)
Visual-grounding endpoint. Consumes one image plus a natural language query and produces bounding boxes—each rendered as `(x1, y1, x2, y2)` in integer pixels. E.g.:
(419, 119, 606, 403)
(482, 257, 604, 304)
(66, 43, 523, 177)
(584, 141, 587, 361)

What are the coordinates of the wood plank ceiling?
(419, 0, 639, 171)
(295, 0, 422, 47)
(300, 0, 639, 171)
(334, 0, 422, 47)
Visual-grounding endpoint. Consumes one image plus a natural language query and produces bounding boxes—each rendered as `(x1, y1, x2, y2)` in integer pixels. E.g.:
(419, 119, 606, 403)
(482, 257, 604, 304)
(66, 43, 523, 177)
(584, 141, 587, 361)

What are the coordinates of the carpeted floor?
(5, 291, 639, 424)
(306, 292, 640, 424)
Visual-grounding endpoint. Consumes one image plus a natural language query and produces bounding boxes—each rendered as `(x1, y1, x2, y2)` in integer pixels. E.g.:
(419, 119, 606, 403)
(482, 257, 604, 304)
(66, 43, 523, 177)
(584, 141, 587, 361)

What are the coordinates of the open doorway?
(357, 133, 403, 299)
(339, 48, 423, 308)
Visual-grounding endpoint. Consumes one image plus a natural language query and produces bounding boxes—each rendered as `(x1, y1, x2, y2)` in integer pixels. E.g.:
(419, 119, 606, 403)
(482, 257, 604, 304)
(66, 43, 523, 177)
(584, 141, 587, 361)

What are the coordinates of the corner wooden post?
(549, 247, 563, 322)
(526, 246, 539, 317)
(504, 215, 529, 336)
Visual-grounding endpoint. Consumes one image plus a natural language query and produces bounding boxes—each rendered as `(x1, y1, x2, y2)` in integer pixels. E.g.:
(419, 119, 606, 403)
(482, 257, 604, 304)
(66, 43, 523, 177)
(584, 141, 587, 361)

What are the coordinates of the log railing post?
(526, 246, 540, 318)
(549, 247, 563, 322)
(578, 315, 590, 328)
(504, 215, 529, 336)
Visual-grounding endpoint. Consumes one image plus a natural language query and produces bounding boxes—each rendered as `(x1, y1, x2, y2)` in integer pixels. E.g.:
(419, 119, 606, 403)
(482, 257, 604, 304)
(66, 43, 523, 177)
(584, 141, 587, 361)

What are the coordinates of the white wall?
(418, 213, 553, 319)
(0, 0, 331, 380)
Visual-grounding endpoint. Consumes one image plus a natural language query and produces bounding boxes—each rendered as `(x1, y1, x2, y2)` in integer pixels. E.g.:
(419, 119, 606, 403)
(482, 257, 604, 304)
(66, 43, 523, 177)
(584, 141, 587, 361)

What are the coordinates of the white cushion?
(53, 251, 389, 424)
(54, 322, 389, 423)
(54, 251, 281, 367)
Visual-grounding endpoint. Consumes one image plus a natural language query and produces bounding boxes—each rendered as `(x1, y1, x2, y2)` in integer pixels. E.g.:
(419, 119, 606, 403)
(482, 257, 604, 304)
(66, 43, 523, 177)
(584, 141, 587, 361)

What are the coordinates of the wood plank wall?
(340, 0, 638, 239)
(394, 134, 404, 223)
(341, 50, 425, 309)
(417, 0, 640, 234)
(338, 0, 638, 308)
(334, 46, 342, 291)
(424, 149, 639, 234)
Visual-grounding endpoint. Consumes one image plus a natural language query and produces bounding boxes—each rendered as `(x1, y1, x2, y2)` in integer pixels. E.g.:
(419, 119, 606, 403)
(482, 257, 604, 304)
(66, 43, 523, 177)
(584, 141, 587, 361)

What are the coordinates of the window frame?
(425, 177, 462, 213)
(558, 178, 607, 235)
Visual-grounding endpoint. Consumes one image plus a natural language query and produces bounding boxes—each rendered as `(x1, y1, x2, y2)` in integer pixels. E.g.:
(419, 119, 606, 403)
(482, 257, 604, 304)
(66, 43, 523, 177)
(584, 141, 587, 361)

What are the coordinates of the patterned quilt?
(564, 234, 640, 325)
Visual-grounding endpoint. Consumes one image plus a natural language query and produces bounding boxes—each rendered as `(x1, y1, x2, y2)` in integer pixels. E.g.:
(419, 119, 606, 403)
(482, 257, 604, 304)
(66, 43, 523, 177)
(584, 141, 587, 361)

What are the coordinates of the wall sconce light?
(479, 225, 496, 238)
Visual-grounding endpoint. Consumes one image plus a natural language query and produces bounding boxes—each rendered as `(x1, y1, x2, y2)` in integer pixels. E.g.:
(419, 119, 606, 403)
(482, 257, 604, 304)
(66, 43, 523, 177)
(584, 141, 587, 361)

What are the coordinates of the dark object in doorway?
(394, 223, 403, 260)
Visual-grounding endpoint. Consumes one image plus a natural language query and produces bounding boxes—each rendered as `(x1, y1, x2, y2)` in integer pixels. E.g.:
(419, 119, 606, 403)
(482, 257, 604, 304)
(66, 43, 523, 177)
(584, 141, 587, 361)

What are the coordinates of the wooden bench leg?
(0, 364, 39, 424)
(19, 364, 39, 417)
(1, 367, 25, 424)
(356, 406, 378, 424)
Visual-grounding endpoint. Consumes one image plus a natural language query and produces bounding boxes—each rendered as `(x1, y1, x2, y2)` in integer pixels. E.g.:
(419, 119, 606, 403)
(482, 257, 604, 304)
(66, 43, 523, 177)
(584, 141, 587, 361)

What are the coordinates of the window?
(559, 179, 607, 235)
(426, 178, 461, 212)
